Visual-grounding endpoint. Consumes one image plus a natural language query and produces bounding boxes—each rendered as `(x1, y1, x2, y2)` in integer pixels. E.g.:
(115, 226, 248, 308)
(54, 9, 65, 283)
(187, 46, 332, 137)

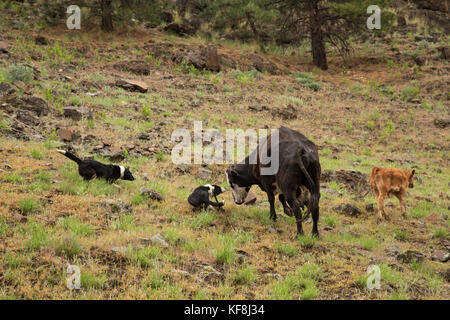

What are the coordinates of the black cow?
(226, 126, 321, 237)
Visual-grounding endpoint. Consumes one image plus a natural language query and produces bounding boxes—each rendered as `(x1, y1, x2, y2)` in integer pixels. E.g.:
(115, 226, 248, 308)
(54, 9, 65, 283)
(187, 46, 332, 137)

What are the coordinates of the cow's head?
(408, 169, 415, 188)
(226, 166, 252, 205)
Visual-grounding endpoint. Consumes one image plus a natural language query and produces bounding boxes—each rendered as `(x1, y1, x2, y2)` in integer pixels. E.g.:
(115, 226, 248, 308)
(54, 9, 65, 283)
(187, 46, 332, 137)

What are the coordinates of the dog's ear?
(411, 169, 415, 176)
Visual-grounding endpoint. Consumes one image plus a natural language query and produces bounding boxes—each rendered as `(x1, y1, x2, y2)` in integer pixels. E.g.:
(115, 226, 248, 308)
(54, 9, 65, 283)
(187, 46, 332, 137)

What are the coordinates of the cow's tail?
(57, 150, 82, 165)
(295, 149, 319, 222)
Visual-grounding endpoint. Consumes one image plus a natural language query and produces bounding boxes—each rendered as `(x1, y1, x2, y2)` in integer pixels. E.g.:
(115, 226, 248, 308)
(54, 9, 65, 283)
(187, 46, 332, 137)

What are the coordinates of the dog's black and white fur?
(188, 184, 226, 210)
(57, 150, 135, 182)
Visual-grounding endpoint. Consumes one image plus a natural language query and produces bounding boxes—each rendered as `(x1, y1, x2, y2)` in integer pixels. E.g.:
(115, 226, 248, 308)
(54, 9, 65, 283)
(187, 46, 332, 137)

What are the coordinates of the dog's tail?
(57, 149, 82, 164)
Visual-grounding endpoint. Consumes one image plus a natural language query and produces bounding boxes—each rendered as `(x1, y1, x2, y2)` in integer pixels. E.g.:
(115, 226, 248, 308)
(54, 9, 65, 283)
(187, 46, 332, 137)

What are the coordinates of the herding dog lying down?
(188, 184, 226, 210)
(58, 150, 135, 182)
(370, 167, 415, 220)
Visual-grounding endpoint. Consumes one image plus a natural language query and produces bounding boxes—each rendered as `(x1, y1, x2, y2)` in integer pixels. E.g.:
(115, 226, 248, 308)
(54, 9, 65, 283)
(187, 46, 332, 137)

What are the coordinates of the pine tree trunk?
(100, 0, 114, 32)
(308, 0, 328, 70)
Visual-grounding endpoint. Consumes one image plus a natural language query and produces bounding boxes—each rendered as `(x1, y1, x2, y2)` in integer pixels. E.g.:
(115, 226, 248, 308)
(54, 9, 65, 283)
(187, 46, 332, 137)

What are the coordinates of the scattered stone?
(137, 132, 150, 140)
(12, 213, 27, 223)
(332, 203, 362, 217)
(385, 245, 401, 257)
(417, 220, 426, 227)
(150, 233, 169, 248)
(195, 168, 213, 180)
(4, 95, 49, 116)
(244, 193, 257, 205)
(140, 187, 164, 202)
(4, 163, 12, 170)
(110, 246, 129, 254)
(322, 188, 343, 197)
(439, 46, 450, 60)
(205, 45, 220, 72)
(63, 107, 92, 121)
(321, 169, 369, 192)
(274, 104, 297, 120)
(164, 22, 196, 36)
(176, 163, 191, 174)
(57, 128, 80, 143)
(0, 82, 14, 96)
(100, 199, 132, 218)
(433, 118, 450, 129)
(413, 55, 426, 66)
(431, 251, 450, 263)
(170, 269, 190, 277)
(323, 226, 333, 231)
(115, 79, 148, 93)
(266, 273, 283, 280)
(0, 41, 10, 54)
(267, 227, 277, 233)
(397, 15, 406, 27)
(35, 35, 49, 45)
(248, 105, 269, 112)
(397, 250, 425, 263)
(113, 60, 151, 75)
(365, 203, 375, 212)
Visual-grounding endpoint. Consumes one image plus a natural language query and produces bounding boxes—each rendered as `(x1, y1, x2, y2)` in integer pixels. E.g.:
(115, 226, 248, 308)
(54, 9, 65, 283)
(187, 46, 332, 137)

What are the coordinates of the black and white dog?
(188, 184, 226, 210)
(57, 150, 135, 182)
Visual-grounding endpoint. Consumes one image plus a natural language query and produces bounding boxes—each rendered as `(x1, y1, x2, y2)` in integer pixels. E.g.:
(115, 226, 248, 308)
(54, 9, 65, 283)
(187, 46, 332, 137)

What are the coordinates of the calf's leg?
(396, 192, 407, 218)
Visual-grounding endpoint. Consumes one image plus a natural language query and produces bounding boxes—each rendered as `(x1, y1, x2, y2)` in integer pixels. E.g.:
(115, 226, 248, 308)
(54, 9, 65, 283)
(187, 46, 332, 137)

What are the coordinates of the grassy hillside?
(0, 10, 449, 299)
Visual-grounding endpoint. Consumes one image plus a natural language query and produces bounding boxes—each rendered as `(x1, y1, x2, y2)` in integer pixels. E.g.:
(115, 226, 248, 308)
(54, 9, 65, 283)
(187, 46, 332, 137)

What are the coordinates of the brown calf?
(369, 167, 415, 220)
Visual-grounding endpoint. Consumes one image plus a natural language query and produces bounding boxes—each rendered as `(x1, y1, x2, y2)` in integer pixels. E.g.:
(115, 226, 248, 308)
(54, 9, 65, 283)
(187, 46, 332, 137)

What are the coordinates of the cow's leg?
(279, 194, 293, 217)
(286, 193, 304, 237)
(310, 194, 320, 237)
(266, 190, 277, 221)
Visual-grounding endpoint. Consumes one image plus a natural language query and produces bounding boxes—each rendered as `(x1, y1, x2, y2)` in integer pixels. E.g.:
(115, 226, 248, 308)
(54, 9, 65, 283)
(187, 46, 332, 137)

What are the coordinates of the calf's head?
(408, 169, 415, 188)
(226, 166, 251, 205)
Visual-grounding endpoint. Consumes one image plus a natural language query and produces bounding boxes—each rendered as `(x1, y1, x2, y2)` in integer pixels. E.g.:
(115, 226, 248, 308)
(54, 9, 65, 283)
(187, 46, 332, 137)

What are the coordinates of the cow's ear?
(411, 169, 415, 176)
(230, 169, 238, 177)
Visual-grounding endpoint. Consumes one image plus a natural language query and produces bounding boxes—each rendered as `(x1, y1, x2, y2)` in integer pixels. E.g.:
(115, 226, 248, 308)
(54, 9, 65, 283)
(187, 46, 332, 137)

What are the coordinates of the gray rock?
(195, 168, 212, 180)
(140, 187, 164, 202)
(150, 233, 169, 248)
(267, 227, 277, 233)
(63, 107, 92, 121)
(100, 199, 132, 218)
(332, 204, 362, 217)
(385, 245, 401, 257)
(397, 250, 425, 263)
(323, 188, 343, 197)
(115, 79, 148, 93)
(170, 269, 190, 276)
(0, 82, 14, 96)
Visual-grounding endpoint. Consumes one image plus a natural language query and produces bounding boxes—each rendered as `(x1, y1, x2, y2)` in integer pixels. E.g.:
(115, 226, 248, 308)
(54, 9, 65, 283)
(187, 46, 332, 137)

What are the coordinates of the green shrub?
(233, 266, 256, 285)
(19, 198, 40, 214)
(401, 86, 419, 102)
(7, 64, 34, 83)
